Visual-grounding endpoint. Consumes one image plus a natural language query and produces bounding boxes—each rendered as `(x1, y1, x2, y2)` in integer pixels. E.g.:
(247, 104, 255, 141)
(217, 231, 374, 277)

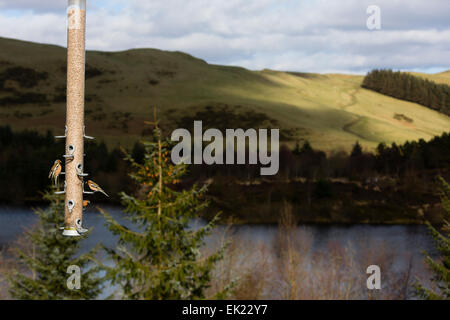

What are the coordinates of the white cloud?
(0, 0, 66, 12)
(0, 0, 449, 73)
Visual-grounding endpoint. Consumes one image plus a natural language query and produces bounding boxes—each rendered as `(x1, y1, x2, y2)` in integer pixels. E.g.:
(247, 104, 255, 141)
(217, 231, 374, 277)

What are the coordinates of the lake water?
(0, 206, 438, 299)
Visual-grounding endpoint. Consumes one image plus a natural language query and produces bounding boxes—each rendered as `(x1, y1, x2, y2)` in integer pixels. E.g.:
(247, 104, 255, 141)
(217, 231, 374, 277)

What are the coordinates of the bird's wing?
(49, 164, 56, 178)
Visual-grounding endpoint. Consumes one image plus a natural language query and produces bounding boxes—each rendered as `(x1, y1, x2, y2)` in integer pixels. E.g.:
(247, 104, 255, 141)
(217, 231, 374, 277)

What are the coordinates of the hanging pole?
(63, 0, 87, 236)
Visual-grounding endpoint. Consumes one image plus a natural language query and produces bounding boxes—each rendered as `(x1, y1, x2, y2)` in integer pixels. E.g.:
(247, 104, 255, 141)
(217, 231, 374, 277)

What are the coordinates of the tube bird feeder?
(62, 0, 88, 236)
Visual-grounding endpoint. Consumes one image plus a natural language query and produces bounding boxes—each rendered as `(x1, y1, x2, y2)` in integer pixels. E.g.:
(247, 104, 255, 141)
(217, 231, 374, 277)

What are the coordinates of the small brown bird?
(87, 180, 109, 197)
(48, 160, 62, 187)
(82, 200, 90, 210)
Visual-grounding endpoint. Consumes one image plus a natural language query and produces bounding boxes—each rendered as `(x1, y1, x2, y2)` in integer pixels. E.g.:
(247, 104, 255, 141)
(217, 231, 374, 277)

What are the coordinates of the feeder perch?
(63, 144, 76, 160)
(83, 126, 94, 140)
(55, 181, 67, 195)
(55, 126, 68, 139)
(76, 218, 88, 234)
(76, 163, 89, 177)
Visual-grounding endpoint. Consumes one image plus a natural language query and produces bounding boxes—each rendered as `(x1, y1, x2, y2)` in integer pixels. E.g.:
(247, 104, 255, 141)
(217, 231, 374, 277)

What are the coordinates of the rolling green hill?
(411, 70, 450, 86)
(0, 36, 449, 152)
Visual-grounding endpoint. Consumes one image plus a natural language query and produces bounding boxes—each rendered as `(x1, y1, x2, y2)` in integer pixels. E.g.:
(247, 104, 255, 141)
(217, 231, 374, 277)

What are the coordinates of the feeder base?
(77, 227, 89, 234)
(62, 228, 80, 237)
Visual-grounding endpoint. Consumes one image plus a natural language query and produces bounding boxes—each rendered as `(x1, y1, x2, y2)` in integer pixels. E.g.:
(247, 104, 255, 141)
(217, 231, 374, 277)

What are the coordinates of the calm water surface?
(0, 206, 435, 255)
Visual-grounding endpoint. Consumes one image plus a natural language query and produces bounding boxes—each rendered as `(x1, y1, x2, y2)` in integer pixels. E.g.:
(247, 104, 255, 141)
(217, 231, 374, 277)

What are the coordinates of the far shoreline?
(0, 204, 431, 226)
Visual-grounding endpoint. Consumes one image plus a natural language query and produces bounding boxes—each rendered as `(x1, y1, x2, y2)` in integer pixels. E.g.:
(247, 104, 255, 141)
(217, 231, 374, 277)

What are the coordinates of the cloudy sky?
(0, 0, 449, 74)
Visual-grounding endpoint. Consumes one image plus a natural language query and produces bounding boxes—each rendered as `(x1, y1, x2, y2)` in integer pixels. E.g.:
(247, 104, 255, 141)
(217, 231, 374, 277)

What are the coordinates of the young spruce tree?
(102, 118, 226, 300)
(415, 177, 450, 299)
(8, 191, 103, 299)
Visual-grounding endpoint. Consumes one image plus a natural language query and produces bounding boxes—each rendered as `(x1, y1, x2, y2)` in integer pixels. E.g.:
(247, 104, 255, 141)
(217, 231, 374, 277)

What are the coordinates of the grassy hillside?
(411, 70, 450, 86)
(0, 36, 449, 152)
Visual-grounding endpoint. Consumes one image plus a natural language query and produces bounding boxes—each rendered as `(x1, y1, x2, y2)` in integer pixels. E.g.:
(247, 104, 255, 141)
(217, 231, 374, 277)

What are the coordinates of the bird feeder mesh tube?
(69, 0, 86, 10)
(64, 0, 86, 233)
(68, 0, 86, 31)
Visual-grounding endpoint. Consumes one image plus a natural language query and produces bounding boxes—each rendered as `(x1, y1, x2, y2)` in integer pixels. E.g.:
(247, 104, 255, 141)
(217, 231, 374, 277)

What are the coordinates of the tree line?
(1, 124, 449, 204)
(362, 69, 450, 116)
(185, 133, 450, 182)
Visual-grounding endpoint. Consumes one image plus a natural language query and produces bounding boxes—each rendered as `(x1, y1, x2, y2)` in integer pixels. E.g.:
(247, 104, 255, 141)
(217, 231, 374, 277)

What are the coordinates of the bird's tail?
(100, 189, 109, 197)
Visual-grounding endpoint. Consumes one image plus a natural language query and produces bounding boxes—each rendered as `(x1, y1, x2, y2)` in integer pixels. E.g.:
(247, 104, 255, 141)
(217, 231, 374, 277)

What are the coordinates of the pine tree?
(300, 141, 313, 154)
(350, 141, 363, 157)
(292, 141, 301, 155)
(415, 177, 450, 299)
(362, 69, 450, 116)
(101, 117, 227, 300)
(8, 190, 103, 299)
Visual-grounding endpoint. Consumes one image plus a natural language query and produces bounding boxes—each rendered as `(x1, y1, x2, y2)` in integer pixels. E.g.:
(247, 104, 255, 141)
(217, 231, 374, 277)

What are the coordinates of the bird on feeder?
(48, 160, 62, 187)
(82, 200, 90, 210)
(87, 180, 109, 197)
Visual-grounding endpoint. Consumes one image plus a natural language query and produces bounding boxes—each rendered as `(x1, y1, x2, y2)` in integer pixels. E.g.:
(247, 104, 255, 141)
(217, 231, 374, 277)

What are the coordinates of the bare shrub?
(204, 205, 414, 300)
